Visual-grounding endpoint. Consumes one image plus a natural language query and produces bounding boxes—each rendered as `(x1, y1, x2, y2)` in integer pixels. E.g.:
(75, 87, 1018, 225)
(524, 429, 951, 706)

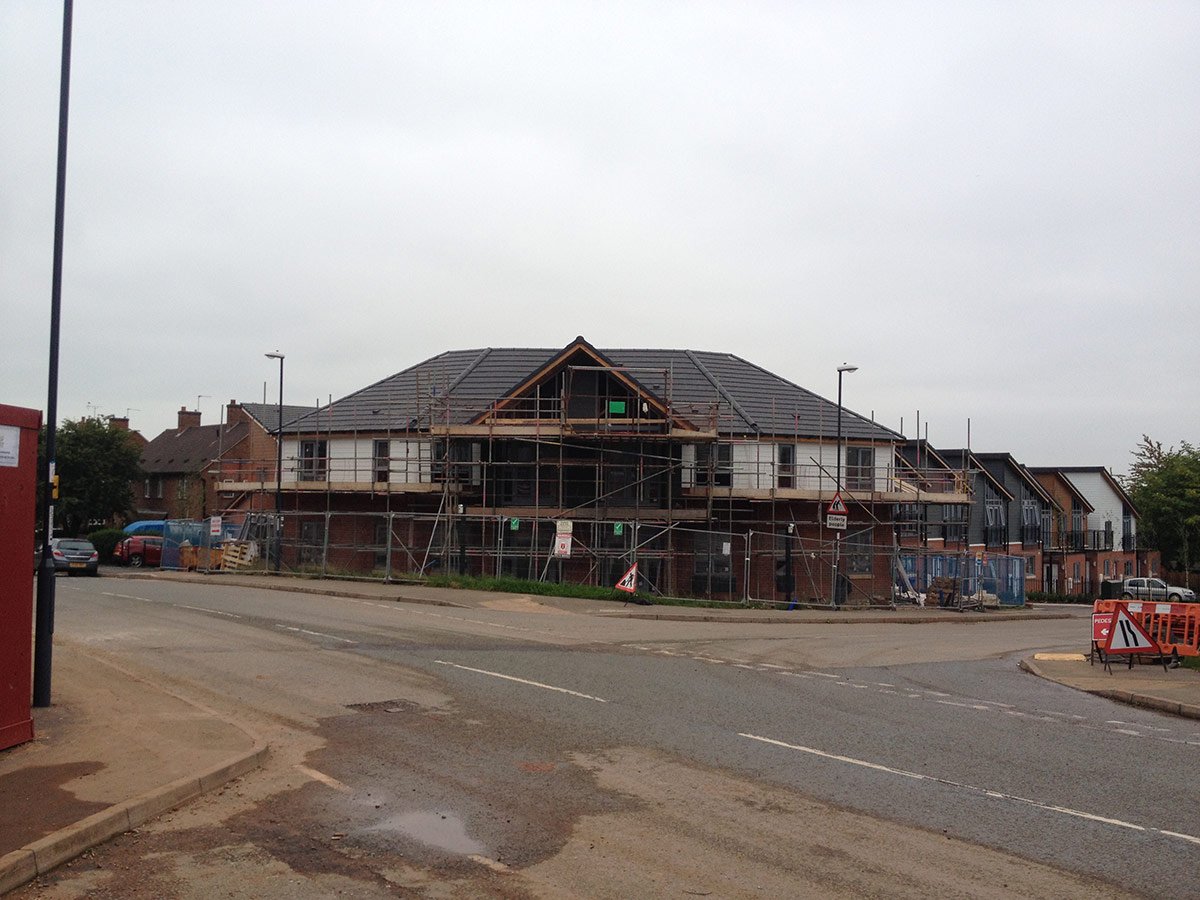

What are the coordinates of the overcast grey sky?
(3, 2, 1197, 474)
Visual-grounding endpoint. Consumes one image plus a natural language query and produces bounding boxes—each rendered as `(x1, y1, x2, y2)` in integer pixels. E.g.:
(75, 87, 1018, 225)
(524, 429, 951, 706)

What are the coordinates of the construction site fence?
(161, 512, 1027, 608)
(1093, 599, 1200, 658)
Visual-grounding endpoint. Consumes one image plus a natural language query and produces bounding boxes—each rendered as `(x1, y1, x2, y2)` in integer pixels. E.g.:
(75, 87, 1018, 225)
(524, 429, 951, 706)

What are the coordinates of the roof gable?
(140, 422, 248, 474)
(282, 339, 901, 442)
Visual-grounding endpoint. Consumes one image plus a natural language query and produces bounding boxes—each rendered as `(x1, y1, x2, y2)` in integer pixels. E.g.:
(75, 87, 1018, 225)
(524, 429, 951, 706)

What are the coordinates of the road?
(18, 576, 1200, 898)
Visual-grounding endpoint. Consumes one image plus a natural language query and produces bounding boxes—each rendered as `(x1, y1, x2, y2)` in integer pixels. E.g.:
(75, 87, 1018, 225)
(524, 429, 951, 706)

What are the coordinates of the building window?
(695, 444, 731, 488)
(299, 519, 325, 566)
(1070, 503, 1084, 549)
(299, 440, 328, 481)
(373, 440, 390, 483)
(844, 529, 873, 575)
(894, 503, 923, 538)
(845, 446, 874, 491)
(778, 444, 794, 489)
(374, 517, 389, 570)
(943, 504, 966, 542)
(693, 533, 734, 592)
(1124, 561, 1132, 576)
(983, 484, 1005, 547)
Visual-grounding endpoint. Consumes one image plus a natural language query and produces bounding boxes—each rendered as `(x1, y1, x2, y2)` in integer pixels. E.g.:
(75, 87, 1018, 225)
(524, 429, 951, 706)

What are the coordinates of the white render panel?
(731, 442, 767, 489)
(1067, 471, 1127, 533)
(681, 444, 697, 488)
(281, 438, 299, 483)
(279, 437, 434, 483)
(328, 439, 371, 482)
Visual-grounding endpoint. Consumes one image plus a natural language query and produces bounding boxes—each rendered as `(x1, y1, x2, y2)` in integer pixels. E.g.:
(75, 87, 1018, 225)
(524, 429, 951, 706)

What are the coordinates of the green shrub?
(87, 527, 126, 562)
(424, 573, 640, 602)
(1026, 590, 1092, 604)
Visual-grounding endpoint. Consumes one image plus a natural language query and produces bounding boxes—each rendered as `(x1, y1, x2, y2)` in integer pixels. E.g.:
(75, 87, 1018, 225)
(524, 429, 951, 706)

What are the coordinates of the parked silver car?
(1120, 577, 1196, 603)
(49, 538, 100, 576)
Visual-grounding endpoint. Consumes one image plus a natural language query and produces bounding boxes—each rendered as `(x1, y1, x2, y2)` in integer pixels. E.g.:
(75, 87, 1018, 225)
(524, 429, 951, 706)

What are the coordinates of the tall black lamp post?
(33, 0, 75, 708)
(265, 352, 284, 573)
(832, 363, 857, 607)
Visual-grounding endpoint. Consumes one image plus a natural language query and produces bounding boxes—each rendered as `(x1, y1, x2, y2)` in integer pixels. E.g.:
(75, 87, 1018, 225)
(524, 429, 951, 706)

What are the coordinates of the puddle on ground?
(368, 810, 485, 855)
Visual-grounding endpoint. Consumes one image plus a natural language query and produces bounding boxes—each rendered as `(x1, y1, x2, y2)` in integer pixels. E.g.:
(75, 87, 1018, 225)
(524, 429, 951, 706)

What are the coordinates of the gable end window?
(844, 447, 874, 491)
(299, 440, 328, 481)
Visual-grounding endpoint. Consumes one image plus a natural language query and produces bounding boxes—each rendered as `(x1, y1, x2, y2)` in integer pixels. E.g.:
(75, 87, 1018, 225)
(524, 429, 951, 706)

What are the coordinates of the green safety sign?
(613, 522, 624, 536)
(510, 517, 520, 531)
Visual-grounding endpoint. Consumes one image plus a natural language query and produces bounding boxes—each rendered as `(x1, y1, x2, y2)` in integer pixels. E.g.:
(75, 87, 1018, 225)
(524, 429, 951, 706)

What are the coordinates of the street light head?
(265, 352, 285, 360)
(837, 364, 858, 373)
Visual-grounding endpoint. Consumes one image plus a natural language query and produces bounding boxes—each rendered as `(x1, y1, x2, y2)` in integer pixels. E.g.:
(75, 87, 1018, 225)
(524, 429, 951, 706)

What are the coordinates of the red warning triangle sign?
(615, 563, 639, 594)
(827, 492, 848, 516)
(1104, 605, 1159, 654)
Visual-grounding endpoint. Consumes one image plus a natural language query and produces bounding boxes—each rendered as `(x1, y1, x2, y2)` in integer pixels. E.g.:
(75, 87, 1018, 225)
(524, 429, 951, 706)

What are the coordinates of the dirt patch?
(0, 762, 107, 849)
(518, 747, 1142, 900)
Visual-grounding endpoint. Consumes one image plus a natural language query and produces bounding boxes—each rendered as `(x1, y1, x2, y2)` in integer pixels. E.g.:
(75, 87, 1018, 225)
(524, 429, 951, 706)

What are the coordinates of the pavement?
(2, 571, 1197, 895)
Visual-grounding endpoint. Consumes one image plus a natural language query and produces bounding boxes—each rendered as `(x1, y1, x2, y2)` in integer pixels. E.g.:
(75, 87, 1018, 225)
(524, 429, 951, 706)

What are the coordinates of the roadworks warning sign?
(615, 563, 638, 593)
(1104, 605, 1158, 655)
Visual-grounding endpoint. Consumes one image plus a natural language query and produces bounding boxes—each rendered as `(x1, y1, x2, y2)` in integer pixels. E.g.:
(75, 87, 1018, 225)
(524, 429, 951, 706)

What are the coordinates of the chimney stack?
(110, 416, 129, 431)
(177, 407, 202, 431)
(225, 400, 250, 425)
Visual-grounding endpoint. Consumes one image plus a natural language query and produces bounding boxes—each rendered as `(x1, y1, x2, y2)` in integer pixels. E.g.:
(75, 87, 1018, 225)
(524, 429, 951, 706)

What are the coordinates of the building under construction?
(215, 336, 997, 606)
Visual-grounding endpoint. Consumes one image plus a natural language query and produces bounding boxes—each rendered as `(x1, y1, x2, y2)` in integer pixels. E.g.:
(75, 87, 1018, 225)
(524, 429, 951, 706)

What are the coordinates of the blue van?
(123, 520, 165, 536)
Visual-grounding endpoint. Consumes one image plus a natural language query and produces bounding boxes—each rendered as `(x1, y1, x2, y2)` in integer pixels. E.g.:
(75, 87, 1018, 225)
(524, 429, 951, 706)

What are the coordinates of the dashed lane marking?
(274, 624, 357, 644)
(738, 732, 1200, 847)
(434, 660, 608, 703)
(179, 605, 243, 619)
(102, 591, 155, 602)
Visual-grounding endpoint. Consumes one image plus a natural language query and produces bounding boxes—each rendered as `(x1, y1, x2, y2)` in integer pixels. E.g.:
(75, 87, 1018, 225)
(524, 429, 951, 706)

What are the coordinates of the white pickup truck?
(1121, 577, 1196, 603)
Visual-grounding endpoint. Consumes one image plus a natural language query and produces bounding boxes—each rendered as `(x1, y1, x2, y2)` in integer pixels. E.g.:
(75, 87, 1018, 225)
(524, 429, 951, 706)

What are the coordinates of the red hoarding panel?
(0, 404, 41, 750)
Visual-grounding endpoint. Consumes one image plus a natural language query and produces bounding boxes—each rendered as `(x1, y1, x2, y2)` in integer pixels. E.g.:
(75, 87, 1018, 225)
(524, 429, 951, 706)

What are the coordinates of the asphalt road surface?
(18, 577, 1199, 898)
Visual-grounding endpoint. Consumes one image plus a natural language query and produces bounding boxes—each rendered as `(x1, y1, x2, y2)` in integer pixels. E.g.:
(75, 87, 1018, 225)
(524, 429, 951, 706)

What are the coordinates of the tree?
(1125, 435, 1200, 575)
(49, 417, 143, 536)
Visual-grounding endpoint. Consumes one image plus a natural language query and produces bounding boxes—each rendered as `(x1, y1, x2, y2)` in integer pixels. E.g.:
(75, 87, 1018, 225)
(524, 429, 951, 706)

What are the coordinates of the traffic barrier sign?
(1093, 602, 1167, 673)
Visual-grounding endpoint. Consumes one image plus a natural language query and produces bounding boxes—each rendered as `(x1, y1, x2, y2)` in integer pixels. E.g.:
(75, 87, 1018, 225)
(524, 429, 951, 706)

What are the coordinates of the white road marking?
(692, 656, 727, 664)
(732, 664, 757, 670)
(808, 672, 842, 679)
(102, 591, 155, 602)
(179, 605, 242, 619)
(296, 764, 352, 793)
(935, 700, 990, 711)
(434, 660, 607, 703)
(274, 624, 357, 644)
(759, 663, 788, 670)
(738, 732, 1200, 846)
(1115, 729, 1143, 736)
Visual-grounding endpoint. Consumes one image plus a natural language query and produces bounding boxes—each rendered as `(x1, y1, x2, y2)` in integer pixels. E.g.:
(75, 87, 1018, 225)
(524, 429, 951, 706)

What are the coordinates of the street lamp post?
(833, 363, 857, 608)
(33, 0, 75, 708)
(265, 352, 284, 573)
(835, 363, 858, 493)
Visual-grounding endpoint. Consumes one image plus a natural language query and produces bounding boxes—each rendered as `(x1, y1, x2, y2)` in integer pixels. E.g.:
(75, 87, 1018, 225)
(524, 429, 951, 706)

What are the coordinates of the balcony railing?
(1122, 533, 1136, 552)
(1020, 524, 1041, 546)
(984, 525, 1006, 548)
